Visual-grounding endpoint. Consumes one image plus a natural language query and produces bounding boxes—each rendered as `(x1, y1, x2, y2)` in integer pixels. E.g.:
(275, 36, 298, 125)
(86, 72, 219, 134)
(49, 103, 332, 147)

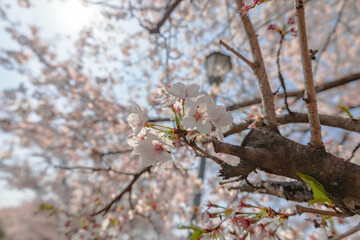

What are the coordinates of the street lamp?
(205, 52, 232, 85)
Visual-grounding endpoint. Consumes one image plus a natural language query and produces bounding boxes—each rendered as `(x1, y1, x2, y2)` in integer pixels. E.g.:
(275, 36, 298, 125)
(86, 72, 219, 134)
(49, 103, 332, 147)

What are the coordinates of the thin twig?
(91, 166, 152, 217)
(237, 0, 277, 129)
(219, 176, 244, 185)
(180, 132, 226, 167)
(296, 205, 348, 217)
(329, 223, 360, 240)
(295, 0, 324, 149)
(226, 72, 360, 111)
(276, 36, 292, 113)
(55, 165, 135, 175)
(313, 0, 347, 76)
(223, 112, 360, 138)
(148, 0, 182, 34)
(219, 39, 255, 69)
(347, 142, 360, 162)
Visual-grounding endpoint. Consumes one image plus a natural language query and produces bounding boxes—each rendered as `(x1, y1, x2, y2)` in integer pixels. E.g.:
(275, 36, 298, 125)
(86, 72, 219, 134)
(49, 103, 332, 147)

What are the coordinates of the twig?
(148, 0, 182, 34)
(276, 36, 292, 113)
(313, 0, 347, 76)
(329, 223, 360, 240)
(54, 165, 135, 175)
(230, 180, 313, 202)
(347, 142, 360, 162)
(226, 72, 360, 111)
(91, 166, 152, 216)
(223, 112, 360, 139)
(296, 205, 348, 217)
(219, 40, 255, 69)
(219, 176, 244, 185)
(294, 0, 324, 149)
(237, 0, 277, 129)
(181, 133, 226, 167)
(276, 112, 360, 133)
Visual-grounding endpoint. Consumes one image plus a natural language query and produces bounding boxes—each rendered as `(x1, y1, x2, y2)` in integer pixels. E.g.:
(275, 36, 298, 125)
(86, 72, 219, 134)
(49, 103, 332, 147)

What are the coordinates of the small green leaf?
(39, 204, 54, 211)
(179, 225, 203, 231)
(189, 230, 204, 240)
(297, 172, 333, 205)
(338, 105, 354, 120)
(79, 216, 89, 228)
(179, 225, 205, 240)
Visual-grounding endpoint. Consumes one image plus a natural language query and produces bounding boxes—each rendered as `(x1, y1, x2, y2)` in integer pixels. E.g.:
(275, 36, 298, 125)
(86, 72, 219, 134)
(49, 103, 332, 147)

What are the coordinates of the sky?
(0, 0, 99, 89)
(0, 0, 99, 208)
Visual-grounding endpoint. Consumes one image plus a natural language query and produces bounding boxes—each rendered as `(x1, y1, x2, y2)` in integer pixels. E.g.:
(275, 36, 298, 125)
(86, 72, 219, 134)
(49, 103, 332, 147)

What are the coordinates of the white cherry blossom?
(182, 95, 213, 134)
(128, 104, 147, 135)
(137, 132, 174, 169)
(208, 105, 233, 140)
(165, 82, 200, 99)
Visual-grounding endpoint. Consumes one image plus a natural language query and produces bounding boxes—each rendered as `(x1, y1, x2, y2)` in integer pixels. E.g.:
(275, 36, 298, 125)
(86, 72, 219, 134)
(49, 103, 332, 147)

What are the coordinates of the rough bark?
(213, 128, 360, 215)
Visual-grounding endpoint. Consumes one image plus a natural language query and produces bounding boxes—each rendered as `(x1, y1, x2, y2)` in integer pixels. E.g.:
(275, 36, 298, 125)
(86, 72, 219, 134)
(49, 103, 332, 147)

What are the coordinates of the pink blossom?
(165, 82, 200, 99)
(137, 132, 173, 169)
(207, 105, 233, 139)
(182, 96, 213, 134)
(128, 104, 147, 135)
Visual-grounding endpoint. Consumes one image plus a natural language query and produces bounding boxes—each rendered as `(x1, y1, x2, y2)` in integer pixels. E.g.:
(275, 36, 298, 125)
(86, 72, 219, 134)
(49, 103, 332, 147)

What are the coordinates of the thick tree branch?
(226, 72, 360, 111)
(91, 166, 152, 217)
(237, 0, 277, 129)
(295, 0, 323, 148)
(229, 180, 313, 202)
(213, 128, 360, 215)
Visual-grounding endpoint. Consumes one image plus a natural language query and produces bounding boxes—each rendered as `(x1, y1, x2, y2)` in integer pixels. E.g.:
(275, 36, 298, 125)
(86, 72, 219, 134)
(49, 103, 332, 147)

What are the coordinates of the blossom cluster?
(127, 82, 233, 168)
(268, 17, 297, 37)
(186, 200, 290, 240)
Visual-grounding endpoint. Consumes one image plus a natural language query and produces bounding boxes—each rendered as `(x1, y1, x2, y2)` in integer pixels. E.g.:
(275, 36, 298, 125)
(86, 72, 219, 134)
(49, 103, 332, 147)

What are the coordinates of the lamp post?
(205, 52, 232, 85)
(190, 52, 232, 225)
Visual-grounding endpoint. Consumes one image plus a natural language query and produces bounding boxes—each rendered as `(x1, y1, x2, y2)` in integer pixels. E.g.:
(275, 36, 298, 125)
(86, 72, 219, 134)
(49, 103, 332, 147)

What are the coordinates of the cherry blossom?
(182, 95, 213, 134)
(208, 105, 233, 139)
(165, 82, 200, 99)
(136, 132, 174, 169)
(128, 104, 147, 135)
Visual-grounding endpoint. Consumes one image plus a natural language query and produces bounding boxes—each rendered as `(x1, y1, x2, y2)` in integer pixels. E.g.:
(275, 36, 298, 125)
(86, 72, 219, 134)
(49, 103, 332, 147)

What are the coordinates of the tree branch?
(226, 72, 360, 111)
(181, 133, 227, 167)
(219, 39, 255, 69)
(329, 223, 360, 240)
(313, 0, 348, 76)
(276, 35, 292, 113)
(213, 128, 360, 215)
(277, 113, 360, 133)
(295, 0, 323, 148)
(54, 165, 135, 175)
(91, 166, 152, 217)
(224, 113, 359, 138)
(147, 0, 182, 34)
(296, 205, 348, 218)
(229, 180, 313, 203)
(237, 0, 277, 129)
